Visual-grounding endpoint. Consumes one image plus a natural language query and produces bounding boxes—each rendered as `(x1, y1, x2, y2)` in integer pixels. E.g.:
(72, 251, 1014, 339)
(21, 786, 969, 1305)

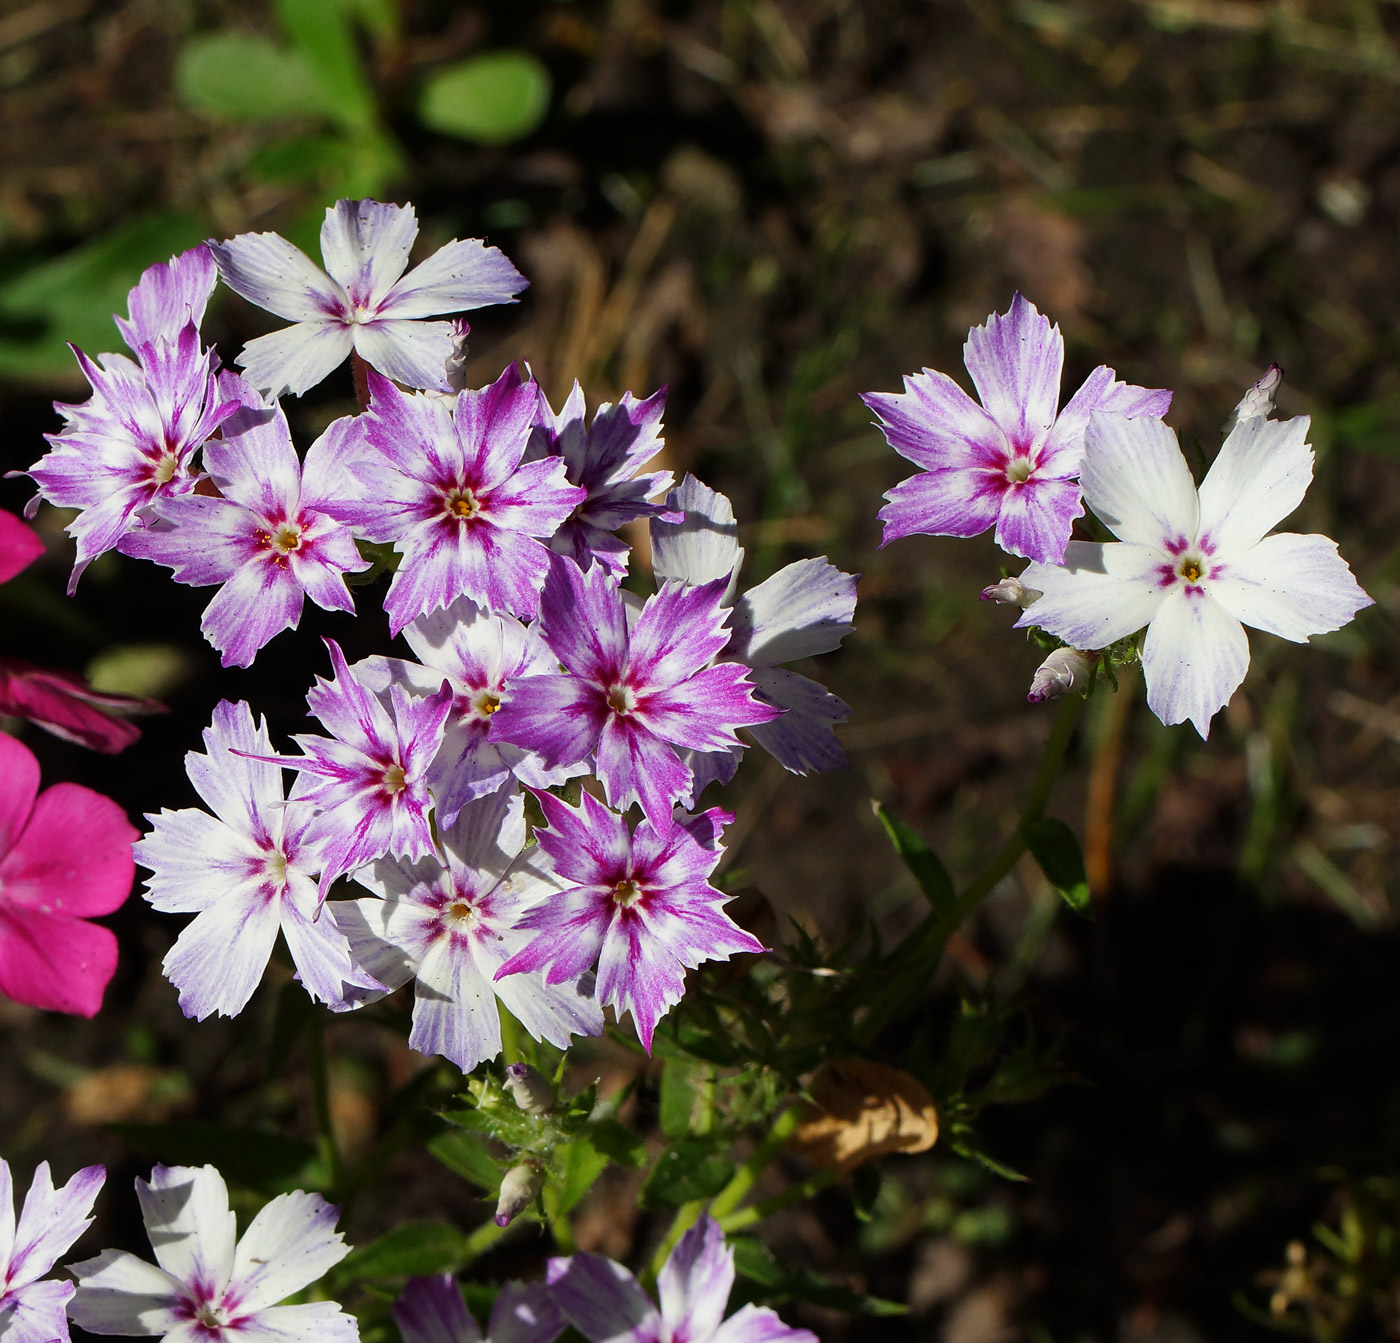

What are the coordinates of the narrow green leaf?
(639, 1138, 734, 1210)
(419, 52, 552, 146)
(873, 801, 955, 910)
(730, 1238, 907, 1315)
(332, 1222, 471, 1284)
(428, 1130, 502, 1194)
(659, 1057, 700, 1141)
(556, 1134, 610, 1215)
(1021, 817, 1091, 913)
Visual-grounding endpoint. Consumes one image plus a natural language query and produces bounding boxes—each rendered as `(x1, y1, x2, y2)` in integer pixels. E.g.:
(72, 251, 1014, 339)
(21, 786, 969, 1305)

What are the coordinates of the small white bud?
(1223, 364, 1282, 433)
(494, 1161, 543, 1227)
(443, 319, 472, 392)
(1027, 647, 1094, 703)
(503, 1062, 554, 1115)
(981, 575, 1042, 608)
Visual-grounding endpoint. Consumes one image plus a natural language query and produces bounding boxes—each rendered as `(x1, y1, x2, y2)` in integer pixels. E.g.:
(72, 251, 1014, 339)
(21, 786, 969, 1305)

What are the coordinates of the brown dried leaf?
(790, 1059, 939, 1171)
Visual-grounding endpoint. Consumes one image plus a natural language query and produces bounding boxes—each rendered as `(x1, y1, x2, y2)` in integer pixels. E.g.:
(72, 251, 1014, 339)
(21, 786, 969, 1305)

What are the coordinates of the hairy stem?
(306, 1013, 345, 1204)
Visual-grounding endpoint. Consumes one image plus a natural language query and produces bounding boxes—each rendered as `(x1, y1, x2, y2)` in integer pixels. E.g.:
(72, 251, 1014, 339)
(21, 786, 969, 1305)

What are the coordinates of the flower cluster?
(39, 200, 855, 1065)
(866, 301, 1372, 738)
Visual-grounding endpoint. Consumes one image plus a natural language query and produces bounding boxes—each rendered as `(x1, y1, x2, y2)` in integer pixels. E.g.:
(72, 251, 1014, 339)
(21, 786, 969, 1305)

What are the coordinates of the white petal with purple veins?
(1196, 414, 1314, 556)
(1016, 541, 1167, 650)
(1141, 590, 1250, 740)
(657, 1217, 734, 1343)
(1208, 532, 1373, 641)
(352, 320, 459, 393)
(67, 1248, 184, 1335)
(230, 1190, 349, 1313)
(962, 294, 1063, 452)
(1080, 413, 1199, 546)
(319, 199, 417, 311)
(650, 476, 743, 589)
(236, 321, 355, 400)
(377, 237, 528, 320)
(728, 558, 856, 666)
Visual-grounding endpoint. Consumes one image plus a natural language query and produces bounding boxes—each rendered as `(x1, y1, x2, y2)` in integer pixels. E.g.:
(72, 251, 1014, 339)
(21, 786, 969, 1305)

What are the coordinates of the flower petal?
(711, 1304, 817, 1343)
(486, 1281, 564, 1343)
(657, 1217, 734, 1343)
(962, 293, 1063, 452)
(230, 1190, 349, 1313)
(1209, 532, 1373, 642)
(352, 320, 458, 394)
(208, 233, 347, 324)
(8, 1162, 104, 1288)
(0, 908, 117, 1017)
(861, 371, 1008, 472)
(393, 1275, 483, 1343)
(545, 1254, 660, 1343)
(1196, 413, 1315, 556)
(1141, 590, 1249, 739)
(649, 476, 743, 588)
(236, 322, 355, 400)
(161, 888, 281, 1021)
(135, 1164, 236, 1296)
(1016, 541, 1167, 650)
(1039, 364, 1172, 472)
(0, 510, 43, 584)
(0, 1277, 76, 1343)
(67, 1248, 184, 1335)
(991, 474, 1083, 564)
(877, 467, 1006, 546)
(318, 199, 417, 310)
(726, 558, 856, 666)
(218, 1301, 360, 1343)
(1080, 412, 1199, 546)
(744, 666, 849, 775)
(376, 237, 528, 320)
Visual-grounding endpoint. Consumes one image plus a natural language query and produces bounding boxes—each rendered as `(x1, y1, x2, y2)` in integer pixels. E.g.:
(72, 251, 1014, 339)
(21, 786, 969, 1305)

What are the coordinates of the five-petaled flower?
(495, 790, 763, 1053)
(68, 1164, 358, 1343)
(210, 198, 526, 397)
(1016, 406, 1372, 737)
(863, 293, 1171, 564)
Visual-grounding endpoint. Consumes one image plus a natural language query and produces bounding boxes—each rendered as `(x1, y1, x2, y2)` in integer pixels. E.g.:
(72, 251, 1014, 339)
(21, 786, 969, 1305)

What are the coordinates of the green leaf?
(175, 33, 332, 122)
(428, 1130, 503, 1193)
(659, 1057, 701, 1140)
(730, 1238, 907, 1315)
(556, 1134, 611, 1216)
(0, 214, 204, 379)
(332, 1222, 472, 1284)
(110, 1122, 317, 1194)
(419, 52, 552, 146)
(873, 802, 955, 910)
(274, 0, 378, 130)
(639, 1138, 735, 1210)
(1021, 817, 1091, 913)
(585, 1119, 647, 1168)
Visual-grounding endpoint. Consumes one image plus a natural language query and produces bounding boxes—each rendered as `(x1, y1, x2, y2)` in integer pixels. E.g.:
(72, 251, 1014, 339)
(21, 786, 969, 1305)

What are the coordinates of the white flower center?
(612, 878, 644, 909)
(444, 899, 475, 929)
(1005, 456, 1033, 484)
(470, 687, 502, 718)
(152, 450, 180, 486)
(607, 685, 637, 715)
(194, 1302, 226, 1331)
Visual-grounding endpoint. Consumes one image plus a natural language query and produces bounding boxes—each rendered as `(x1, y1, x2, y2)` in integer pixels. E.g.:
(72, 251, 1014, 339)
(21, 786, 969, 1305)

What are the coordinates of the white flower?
(1017, 408, 1371, 738)
(1028, 647, 1094, 703)
(67, 1165, 358, 1343)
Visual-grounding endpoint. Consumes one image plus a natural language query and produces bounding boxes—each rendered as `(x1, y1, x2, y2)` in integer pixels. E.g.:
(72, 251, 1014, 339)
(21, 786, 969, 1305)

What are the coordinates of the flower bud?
(494, 1161, 543, 1227)
(1223, 363, 1282, 433)
(980, 575, 1042, 608)
(503, 1062, 554, 1115)
(1027, 648, 1094, 703)
(443, 319, 472, 392)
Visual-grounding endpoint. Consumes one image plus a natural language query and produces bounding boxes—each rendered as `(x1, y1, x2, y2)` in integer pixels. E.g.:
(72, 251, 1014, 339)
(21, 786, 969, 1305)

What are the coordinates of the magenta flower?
(353, 597, 584, 825)
(0, 660, 162, 755)
(863, 293, 1171, 564)
(256, 642, 452, 896)
(344, 366, 584, 634)
(68, 1164, 358, 1343)
(0, 731, 136, 1016)
(117, 245, 218, 349)
(0, 509, 43, 585)
(548, 1215, 815, 1343)
(394, 1274, 562, 1343)
(528, 381, 672, 577)
(119, 376, 370, 667)
(651, 475, 857, 784)
(135, 701, 378, 1020)
(209, 198, 527, 397)
(495, 791, 763, 1053)
(0, 1157, 105, 1343)
(490, 558, 779, 833)
(331, 789, 602, 1072)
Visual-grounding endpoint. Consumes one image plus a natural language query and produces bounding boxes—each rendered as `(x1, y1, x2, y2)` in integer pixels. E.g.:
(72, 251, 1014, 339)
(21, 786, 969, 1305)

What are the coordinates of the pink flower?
(0, 732, 136, 1015)
(0, 660, 164, 754)
(0, 509, 43, 584)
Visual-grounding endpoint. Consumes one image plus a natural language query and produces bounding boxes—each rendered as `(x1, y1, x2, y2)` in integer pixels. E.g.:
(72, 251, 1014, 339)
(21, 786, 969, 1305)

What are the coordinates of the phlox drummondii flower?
(119, 377, 371, 667)
(489, 557, 779, 833)
(547, 1215, 816, 1343)
(249, 642, 452, 897)
(863, 293, 1172, 564)
(0, 1157, 104, 1343)
(331, 789, 602, 1073)
(354, 597, 584, 825)
(651, 475, 857, 784)
(67, 1164, 358, 1343)
(344, 365, 584, 633)
(1016, 403, 1372, 737)
(495, 791, 763, 1053)
(528, 380, 672, 577)
(0, 661, 160, 755)
(0, 509, 43, 585)
(210, 198, 526, 397)
(27, 311, 236, 591)
(116, 245, 219, 349)
(394, 1274, 562, 1343)
(0, 732, 135, 1017)
(135, 701, 377, 1020)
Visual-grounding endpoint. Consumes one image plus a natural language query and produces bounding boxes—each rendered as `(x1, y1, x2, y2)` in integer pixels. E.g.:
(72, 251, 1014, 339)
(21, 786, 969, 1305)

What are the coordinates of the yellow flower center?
(613, 878, 643, 908)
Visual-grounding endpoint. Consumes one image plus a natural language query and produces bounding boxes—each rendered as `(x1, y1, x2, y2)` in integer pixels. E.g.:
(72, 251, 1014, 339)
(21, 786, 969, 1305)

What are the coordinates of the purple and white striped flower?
(27, 323, 236, 592)
(394, 1273, 562, 1343)
(547, 1215, 816, 1343)
(495, 791, 763, 1053)
(343, 366, 584, 633)
(135, 700, 377, 1020)
(863, 293, 1172, 564)
(209, 199, 526, 398)
(651, 475, 857, 785)
(117, 246, 219, 349)
(331, 790, 603, 1073)
(68, 1164, 357, 1343)
(119, 377, 370, 668)
(528, 381, 672, 577)
(254, 641, 452, 897)
(354, 597, 583, 825)
(489, 557, 779, 833)
(0, 1158, 104, 1343)
(1016, 404, 1372, 737)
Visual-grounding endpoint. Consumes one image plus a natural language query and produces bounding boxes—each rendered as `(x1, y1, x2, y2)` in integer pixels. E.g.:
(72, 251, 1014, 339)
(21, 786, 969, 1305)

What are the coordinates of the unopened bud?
(1027, 648, 1094, 703)
(494, 1161, 543, 1227)
(443, 319, 472, 392)
(981, 575, 1042, 608)
(1223, 364, 1282, 433)
(503, 1062, 554, 1115)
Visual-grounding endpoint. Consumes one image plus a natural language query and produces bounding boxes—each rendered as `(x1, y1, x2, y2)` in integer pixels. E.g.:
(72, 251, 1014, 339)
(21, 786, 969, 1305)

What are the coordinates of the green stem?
(461, 1217, 507, 1264)
(306, 1013, 345, 1203)
(859, 693, 1084, 1040)
(709, 1104, 801, 1219)
(717, 1167, 842, 1232)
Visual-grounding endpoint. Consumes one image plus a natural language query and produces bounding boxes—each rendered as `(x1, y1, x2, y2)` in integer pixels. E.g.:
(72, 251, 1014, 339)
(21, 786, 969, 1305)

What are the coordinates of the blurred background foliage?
(3, 0, 1400, 1339)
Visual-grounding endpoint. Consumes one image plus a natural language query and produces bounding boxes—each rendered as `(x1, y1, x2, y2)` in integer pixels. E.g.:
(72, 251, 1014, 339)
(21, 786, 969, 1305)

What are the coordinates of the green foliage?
(418, 53, 552, 145)
(731, 1237, 906, 1316)
(1021, 817, 1092, 913)
(175, 33, 331, 123)
(330, 1222, 477, 1286)
(110, 1122, 319, 1195)
(872, 801, 955, 911)
(640, 1138, 736, 1210)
